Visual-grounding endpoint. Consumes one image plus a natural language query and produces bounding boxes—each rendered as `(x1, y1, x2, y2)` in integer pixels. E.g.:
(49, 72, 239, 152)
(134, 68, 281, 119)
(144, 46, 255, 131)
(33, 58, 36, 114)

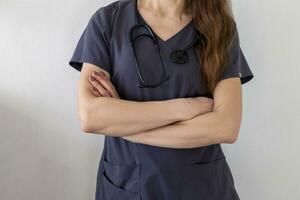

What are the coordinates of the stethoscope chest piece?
(170, 50, 189, 64)
(170, 35, 201, 65)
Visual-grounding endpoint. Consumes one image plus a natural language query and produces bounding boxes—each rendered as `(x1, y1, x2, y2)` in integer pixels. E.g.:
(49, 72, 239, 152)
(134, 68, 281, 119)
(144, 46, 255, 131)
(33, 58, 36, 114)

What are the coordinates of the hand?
(180, 96, 214, 119)
(193, 96, 214, 106)
(88, 71, 120, 99)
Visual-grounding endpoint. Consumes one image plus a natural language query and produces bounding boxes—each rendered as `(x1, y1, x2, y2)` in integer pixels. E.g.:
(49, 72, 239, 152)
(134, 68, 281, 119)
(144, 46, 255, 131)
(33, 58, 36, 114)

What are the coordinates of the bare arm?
(122, 77, 243, 148)
(77, 63, 214, 137)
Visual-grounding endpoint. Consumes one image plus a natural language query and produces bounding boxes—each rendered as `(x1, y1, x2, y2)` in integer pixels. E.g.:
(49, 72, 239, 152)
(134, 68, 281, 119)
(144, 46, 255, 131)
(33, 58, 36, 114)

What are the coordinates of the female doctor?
(69, 0, 254, 199)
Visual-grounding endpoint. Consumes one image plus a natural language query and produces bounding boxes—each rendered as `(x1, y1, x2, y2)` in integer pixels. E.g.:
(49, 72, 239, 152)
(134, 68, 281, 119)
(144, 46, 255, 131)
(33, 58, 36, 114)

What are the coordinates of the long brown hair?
(184, 0, 236, 97)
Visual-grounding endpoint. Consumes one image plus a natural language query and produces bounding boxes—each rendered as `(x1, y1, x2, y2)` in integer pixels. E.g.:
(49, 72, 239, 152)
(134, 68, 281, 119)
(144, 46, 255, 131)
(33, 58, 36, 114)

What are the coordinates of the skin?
(137, 0, 193, 42)
(77, 63, 214, 137)
(76, 0, 243, 149)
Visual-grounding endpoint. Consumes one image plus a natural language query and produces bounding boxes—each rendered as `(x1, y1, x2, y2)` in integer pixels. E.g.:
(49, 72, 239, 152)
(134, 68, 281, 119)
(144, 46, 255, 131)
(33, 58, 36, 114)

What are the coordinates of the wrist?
(167, 98, 191, 121)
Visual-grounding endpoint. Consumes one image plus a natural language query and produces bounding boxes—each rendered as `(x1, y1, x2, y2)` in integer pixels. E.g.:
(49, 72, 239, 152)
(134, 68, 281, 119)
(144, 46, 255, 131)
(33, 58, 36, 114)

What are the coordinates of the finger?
(92, 71, 115, 96)
(100, 73, 120, 98)
(96, 71, 120, 98)
(92, 72, 118, 98)
(88, 76, 111, 97)
(90, 86, 101, 97)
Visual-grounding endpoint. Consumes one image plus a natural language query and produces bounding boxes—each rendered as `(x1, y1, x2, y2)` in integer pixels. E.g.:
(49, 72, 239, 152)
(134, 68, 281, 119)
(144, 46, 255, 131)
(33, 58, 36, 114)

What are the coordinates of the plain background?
(1, 0, 299, 199)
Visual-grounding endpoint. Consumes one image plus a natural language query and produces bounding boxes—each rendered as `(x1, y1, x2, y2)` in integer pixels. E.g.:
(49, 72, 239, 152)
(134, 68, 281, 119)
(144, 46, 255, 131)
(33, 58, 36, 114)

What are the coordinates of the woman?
(69, 0, 254, 199)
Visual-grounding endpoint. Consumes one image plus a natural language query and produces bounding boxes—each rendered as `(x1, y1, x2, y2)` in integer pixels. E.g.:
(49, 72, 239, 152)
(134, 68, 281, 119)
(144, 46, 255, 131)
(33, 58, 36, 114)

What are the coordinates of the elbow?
(76, 97, 117, 135)
(222, 127, 239, 144)
(80, 121, 92, 133)
(77, 106, 106, 133)
(220, 121, 240, 144)
(224, 131, 239, 144)
(78, 109, 93, 133)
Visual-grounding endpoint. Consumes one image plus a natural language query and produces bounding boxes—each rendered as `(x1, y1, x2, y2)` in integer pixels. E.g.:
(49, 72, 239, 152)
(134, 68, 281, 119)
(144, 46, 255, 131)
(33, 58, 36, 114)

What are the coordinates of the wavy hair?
(184, 0, 236, 97)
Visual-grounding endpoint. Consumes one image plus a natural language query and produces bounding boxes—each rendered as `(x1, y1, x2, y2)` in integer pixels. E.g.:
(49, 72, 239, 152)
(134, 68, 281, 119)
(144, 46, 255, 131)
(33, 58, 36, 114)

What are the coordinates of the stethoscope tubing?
(130, 23, 170, 88)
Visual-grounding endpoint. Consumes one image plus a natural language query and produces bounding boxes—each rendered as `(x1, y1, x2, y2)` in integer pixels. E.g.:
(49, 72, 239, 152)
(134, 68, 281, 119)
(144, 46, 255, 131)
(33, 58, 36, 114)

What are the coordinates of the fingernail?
(90, 76, 95, 81)
(93, 71, 100, 76)
(99, 71, 106, 77)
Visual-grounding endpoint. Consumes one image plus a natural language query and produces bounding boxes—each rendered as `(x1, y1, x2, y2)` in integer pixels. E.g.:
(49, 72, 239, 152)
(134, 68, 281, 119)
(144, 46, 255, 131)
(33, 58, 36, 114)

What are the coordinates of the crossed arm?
(77, 63, 243, 149)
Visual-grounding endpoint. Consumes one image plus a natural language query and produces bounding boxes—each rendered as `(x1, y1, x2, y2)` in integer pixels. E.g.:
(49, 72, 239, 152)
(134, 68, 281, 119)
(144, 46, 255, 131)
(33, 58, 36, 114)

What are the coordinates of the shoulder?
(91, 0, 132, 23)
(89, 0, 132, 32)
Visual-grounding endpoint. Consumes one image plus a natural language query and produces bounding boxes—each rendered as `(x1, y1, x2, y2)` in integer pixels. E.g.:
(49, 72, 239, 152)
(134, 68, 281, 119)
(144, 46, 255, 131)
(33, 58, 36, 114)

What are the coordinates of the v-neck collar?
(133, 0, 194, 44)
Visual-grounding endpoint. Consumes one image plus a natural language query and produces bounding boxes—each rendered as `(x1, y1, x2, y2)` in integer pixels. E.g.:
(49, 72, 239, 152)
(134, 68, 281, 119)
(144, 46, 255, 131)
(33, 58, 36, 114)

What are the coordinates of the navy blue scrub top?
(69, 0, 254, 199)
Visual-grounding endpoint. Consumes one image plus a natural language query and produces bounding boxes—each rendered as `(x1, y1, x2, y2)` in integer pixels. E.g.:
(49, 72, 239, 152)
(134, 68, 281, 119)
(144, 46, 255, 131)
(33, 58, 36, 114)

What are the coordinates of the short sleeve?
(219, 24, 254, 84)
(68, 9, 112, 75)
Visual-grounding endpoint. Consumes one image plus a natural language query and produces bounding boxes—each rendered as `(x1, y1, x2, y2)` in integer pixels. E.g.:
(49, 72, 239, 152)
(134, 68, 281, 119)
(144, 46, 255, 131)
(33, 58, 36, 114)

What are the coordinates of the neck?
(138, 0, 187, 18)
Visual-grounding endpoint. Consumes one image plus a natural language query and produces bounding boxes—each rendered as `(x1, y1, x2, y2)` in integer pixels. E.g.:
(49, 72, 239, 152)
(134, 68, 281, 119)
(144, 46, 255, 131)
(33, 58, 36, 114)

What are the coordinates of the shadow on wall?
(0, 90, 102, 200)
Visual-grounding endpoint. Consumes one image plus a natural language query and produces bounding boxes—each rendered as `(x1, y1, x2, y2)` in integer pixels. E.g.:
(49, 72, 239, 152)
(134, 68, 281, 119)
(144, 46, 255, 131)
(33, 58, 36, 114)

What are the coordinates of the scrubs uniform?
(68, 0, 254, 199)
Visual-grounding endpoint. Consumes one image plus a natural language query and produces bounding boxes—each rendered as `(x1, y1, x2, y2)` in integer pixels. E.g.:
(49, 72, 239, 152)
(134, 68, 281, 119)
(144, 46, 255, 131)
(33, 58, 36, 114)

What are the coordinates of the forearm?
(79, 64, 214, 137)
(122, 110, 240, 149)
(84, 97, 211, 137)
(87, 97, 180, 136)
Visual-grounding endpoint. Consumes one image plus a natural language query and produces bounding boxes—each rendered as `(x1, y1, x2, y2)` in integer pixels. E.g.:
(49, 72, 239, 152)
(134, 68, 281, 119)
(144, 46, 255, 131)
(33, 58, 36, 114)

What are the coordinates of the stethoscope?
(130, 0, 201, 88)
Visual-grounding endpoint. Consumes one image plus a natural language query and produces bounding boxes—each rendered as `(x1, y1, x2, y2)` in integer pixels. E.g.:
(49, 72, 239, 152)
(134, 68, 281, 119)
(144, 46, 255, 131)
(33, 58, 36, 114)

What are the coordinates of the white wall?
(0, 0, 299, 199)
